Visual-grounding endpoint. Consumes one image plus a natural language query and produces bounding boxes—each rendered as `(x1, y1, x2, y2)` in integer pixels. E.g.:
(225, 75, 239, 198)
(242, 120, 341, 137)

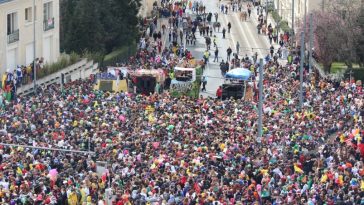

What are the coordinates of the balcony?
(44, 17, 55, 31)
(7, 29, 19, 44)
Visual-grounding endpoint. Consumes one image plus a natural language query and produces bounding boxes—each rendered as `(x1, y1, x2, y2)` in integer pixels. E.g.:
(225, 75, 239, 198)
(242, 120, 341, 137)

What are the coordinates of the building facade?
(0, 0, 60, 75)
(273, 0, 323, 30)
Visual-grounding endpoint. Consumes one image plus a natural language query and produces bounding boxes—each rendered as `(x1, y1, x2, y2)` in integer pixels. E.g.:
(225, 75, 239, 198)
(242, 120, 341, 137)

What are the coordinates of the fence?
(17, 59, 98, 96)
(311, 58, 344, 81)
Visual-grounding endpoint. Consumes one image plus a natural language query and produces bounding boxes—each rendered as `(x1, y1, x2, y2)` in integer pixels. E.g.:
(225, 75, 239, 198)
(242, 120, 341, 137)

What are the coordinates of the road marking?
(221, 14, 237, 59)
(231, 12, 264, 57)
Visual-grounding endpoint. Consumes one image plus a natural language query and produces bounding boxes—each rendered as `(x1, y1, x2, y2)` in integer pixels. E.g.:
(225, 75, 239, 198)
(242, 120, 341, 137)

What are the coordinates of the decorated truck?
(170, 58, 203, 98)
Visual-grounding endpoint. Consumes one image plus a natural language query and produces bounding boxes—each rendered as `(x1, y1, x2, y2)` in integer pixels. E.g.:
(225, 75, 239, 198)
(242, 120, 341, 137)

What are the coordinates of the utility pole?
(258, 58, 264, 141)
(303, 0, 307, 64)
(33, 0, 37, 93)
(303, 0, 307, 42)
(322, 0, 325, 12)
(299, 32, 304, 110)
(291, 0, 295, 45)
(309, 13, 313, 75)
(265, 0, 268, 23)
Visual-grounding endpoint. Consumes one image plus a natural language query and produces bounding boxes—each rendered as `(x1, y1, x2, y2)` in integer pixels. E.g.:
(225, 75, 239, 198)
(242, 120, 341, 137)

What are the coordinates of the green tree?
(60, 0, 77, 52)
(69, 0, 105, 53)
(60, 0, 141, 56)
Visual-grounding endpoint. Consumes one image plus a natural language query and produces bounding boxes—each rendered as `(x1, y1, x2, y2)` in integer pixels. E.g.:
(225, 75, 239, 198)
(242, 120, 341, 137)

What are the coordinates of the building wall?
(275, 0, 324, 31)
(0, 0, 60, 75)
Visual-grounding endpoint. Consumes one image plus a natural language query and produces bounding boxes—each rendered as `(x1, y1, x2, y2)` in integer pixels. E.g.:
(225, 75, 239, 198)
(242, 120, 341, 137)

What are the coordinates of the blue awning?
(225, 68, 252, 80)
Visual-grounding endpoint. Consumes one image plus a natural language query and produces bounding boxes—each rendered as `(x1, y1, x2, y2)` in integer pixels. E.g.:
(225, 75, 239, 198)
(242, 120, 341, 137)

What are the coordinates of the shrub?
(83, 50, 105, 65)
(271, 10, 282, 23)
(279, 21, 292, 33)
(37, 54, 81, 79)
(103, 43, 137, 67)
(69, 52, 81, 64)
(345, 68, 364, 81)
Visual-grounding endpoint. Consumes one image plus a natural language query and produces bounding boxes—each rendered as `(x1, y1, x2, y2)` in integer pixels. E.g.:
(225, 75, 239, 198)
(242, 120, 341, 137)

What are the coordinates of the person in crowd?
(214, 47, 219, 62)
(0, 1, 363, 205)
(227, 47, 233, 61)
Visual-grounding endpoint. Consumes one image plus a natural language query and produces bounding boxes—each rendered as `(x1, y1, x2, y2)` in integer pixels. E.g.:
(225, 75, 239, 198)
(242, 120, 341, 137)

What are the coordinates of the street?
(181, 0, 281, 98)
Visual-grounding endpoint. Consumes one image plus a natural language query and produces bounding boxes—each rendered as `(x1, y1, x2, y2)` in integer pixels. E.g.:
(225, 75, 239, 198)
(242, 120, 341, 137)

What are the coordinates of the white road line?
(231, 12, 264, 57)
(221, 14, 237, 52)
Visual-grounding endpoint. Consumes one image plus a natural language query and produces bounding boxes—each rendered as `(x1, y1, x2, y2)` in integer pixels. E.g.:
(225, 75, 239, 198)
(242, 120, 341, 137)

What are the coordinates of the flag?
(321, 174, 328, 183)
(294, 163, 303, 173)
(16, 167, 23, 175)
(194, 182, 201, 194)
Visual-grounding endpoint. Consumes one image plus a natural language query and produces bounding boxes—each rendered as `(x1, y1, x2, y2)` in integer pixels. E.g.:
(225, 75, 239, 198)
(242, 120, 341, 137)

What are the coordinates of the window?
(7, 12, 18, 35)
(25, 7, 32, 22)
(43, 2, 53, 21)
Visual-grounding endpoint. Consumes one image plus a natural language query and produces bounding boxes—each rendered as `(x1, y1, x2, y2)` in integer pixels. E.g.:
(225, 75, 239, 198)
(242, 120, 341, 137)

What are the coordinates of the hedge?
(103, 42, 137, 67)
(38, 53, 81, 79)
(271, 10, 282, 23)
(345, 68, 364, 81)
(279, 20, 292, 33)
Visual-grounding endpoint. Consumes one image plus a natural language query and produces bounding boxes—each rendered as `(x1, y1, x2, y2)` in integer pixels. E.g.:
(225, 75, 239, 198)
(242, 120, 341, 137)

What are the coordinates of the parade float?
(128, 68, 166, 95)
(93, 67, 128, 92)
(170, 58, 203, 98)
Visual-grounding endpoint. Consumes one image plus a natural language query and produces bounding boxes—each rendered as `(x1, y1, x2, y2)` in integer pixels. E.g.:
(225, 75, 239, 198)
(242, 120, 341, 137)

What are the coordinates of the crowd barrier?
(16, 59, 98, 96)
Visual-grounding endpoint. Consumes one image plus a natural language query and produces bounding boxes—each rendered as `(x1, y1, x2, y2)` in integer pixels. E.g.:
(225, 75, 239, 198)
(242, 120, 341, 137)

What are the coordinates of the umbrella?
(225, 68, 252, 80)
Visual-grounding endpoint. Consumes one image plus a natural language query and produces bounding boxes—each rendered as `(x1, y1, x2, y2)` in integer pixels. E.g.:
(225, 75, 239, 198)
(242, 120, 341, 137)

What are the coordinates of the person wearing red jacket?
(216, 86, 223, 99)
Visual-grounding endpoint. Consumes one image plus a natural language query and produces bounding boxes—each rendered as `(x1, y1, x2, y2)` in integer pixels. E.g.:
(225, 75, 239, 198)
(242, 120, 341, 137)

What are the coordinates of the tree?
(60, 0, 141, 55)
(325, 0, 362, 69)
(297, 0, 363, 72)
(297, 11, 347, 73)
(60, 0, 77, 52)
(356, 7, 364, 67)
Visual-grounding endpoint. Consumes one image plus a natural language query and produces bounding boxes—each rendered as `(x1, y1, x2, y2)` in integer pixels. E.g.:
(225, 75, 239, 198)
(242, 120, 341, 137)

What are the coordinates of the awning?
(225, 68, 252, 81)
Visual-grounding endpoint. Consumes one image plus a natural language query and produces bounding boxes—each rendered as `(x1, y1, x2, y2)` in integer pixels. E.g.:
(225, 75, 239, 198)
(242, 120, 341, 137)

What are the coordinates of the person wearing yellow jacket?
(1, 73, 6, 89)
(68, 191, 78, 205)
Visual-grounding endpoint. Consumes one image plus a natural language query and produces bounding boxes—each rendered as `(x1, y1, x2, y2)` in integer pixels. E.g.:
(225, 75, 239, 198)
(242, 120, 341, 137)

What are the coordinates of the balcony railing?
(7, 29, 19, 44)
(44, 17, 55, 31)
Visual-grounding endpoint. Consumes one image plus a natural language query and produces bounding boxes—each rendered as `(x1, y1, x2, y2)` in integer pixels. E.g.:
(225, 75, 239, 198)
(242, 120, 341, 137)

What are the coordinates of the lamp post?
(299, 31, 304, 110)
(33, 0, 37, 93)
(303, 0, 307, 46)
(292, 0, 294, 34)
(308, 13, 313, 75)
(258, 58, 264, 141)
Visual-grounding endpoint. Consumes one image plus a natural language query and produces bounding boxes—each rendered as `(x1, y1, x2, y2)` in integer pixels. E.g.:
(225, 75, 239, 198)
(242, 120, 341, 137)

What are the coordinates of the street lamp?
(291, 0, 295, 47)
(308, 13, 313, 75)
(258, 58, 264, 141)
(33, 0, 37, 93)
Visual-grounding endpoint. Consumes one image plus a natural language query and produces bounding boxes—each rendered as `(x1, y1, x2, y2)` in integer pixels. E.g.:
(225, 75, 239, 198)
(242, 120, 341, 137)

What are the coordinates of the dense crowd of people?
(1, 55, 363, 204)
(0, 0, 363, 205)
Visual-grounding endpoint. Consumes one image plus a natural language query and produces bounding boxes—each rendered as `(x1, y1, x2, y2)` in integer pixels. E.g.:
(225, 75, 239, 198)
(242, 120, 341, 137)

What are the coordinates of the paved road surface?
(181, 0, 280, 98)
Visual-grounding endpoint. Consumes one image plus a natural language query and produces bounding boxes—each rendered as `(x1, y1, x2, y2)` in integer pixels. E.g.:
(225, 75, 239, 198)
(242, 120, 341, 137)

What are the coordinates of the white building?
(0, 0, 60, 75)
(272, 0, 324, 30)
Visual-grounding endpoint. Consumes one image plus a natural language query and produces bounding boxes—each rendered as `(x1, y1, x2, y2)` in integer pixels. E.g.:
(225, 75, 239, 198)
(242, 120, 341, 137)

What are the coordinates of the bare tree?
(296, 11, 347, 73)
(326, 0, 362, 69)
(296, 0, 363, 73)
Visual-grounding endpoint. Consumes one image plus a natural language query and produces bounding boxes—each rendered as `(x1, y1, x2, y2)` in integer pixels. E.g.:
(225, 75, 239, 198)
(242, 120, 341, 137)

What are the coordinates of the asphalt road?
(180, 0, 282, 98)
(147, 0, 285, 98)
